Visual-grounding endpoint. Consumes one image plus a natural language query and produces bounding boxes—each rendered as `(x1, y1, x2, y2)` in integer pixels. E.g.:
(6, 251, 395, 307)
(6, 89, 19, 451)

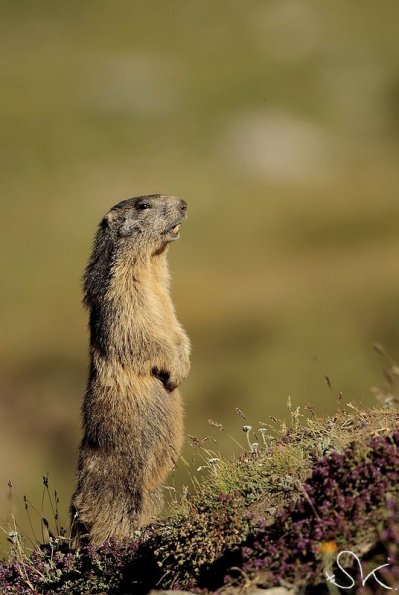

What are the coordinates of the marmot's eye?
(137, 202, 150, 210)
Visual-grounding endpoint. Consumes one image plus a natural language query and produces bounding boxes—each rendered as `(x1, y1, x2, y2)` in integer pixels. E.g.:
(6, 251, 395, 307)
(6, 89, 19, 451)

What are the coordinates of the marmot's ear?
(119, 215, 141, 237)
(102, 211, 115, 228)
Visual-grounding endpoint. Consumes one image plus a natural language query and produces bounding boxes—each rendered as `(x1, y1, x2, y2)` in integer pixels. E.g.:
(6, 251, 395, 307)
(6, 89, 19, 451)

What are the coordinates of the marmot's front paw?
(174, 340, 190, 381)
(174, 354, 190, 386)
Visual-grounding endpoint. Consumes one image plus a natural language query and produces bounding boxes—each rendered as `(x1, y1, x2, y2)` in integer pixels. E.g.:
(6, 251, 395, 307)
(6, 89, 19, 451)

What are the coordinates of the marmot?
(70, 194, 190, 546)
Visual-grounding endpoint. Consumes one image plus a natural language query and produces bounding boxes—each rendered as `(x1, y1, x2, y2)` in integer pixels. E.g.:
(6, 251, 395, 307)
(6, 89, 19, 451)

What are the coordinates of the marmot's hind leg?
(70, 486, 143, 547)
(139, 488, 164, 528)
(70, 504, 92, 548)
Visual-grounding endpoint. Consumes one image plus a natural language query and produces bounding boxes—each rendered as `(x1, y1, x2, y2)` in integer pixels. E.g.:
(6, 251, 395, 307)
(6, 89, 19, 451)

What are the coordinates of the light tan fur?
(70, 194, 190, 546)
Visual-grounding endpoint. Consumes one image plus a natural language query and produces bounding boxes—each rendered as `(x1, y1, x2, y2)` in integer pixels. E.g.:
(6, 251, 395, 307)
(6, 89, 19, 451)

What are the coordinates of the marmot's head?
(84, 195, 187, 306)
(104, 194, 187, 250)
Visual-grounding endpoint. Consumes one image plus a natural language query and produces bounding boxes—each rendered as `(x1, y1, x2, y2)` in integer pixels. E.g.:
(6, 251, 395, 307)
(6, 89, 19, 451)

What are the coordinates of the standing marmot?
(70, 194, 190, 546)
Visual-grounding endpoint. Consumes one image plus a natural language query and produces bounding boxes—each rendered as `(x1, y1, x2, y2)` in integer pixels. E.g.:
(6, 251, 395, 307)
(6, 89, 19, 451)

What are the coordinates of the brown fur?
(70, 194, 190, 546)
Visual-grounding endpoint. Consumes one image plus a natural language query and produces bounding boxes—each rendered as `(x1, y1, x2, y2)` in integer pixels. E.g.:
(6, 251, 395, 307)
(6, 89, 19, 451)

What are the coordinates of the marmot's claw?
(152, 367, 177, 391)
(165, 381, 178, 392)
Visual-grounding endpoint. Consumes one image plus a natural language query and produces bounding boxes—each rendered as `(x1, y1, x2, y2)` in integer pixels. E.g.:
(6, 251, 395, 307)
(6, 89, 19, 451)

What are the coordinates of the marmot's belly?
(138, 381, 184, 488)
(85, 374, 183, 464)
(135, 377, 183, 451)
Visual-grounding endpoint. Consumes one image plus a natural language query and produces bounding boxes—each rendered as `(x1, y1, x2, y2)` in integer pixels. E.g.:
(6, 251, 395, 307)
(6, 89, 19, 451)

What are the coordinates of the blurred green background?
(1, 0, 399, 541)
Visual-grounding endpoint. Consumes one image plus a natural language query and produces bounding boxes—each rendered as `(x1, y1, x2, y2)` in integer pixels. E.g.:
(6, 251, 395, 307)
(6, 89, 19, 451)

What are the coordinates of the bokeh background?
(1, 0, 399, 543)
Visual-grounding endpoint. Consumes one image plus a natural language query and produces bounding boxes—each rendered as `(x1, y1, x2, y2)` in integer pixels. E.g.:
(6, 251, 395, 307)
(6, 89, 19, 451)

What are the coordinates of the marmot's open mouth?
(164, 211, 186, 240)
(165, 222, 182, 238)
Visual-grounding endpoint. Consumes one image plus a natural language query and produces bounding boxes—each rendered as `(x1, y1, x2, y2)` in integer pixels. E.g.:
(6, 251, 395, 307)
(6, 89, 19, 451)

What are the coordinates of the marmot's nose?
(179, 199, 187, 212)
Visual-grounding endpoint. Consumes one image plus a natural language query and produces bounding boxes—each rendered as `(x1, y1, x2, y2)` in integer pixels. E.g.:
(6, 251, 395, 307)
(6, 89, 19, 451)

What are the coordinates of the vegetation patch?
(1, 405, 398, 594)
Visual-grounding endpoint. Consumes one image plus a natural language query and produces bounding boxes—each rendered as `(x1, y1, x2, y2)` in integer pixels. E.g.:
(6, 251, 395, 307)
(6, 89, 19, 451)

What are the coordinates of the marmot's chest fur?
(70, 194, 190, 546)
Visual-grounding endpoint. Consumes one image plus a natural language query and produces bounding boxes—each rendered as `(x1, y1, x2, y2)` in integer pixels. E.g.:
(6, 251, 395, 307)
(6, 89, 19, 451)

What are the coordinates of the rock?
(149, 591, 192, 595)
(248, 588, 294, 594)
(150, 587, 295, 594)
